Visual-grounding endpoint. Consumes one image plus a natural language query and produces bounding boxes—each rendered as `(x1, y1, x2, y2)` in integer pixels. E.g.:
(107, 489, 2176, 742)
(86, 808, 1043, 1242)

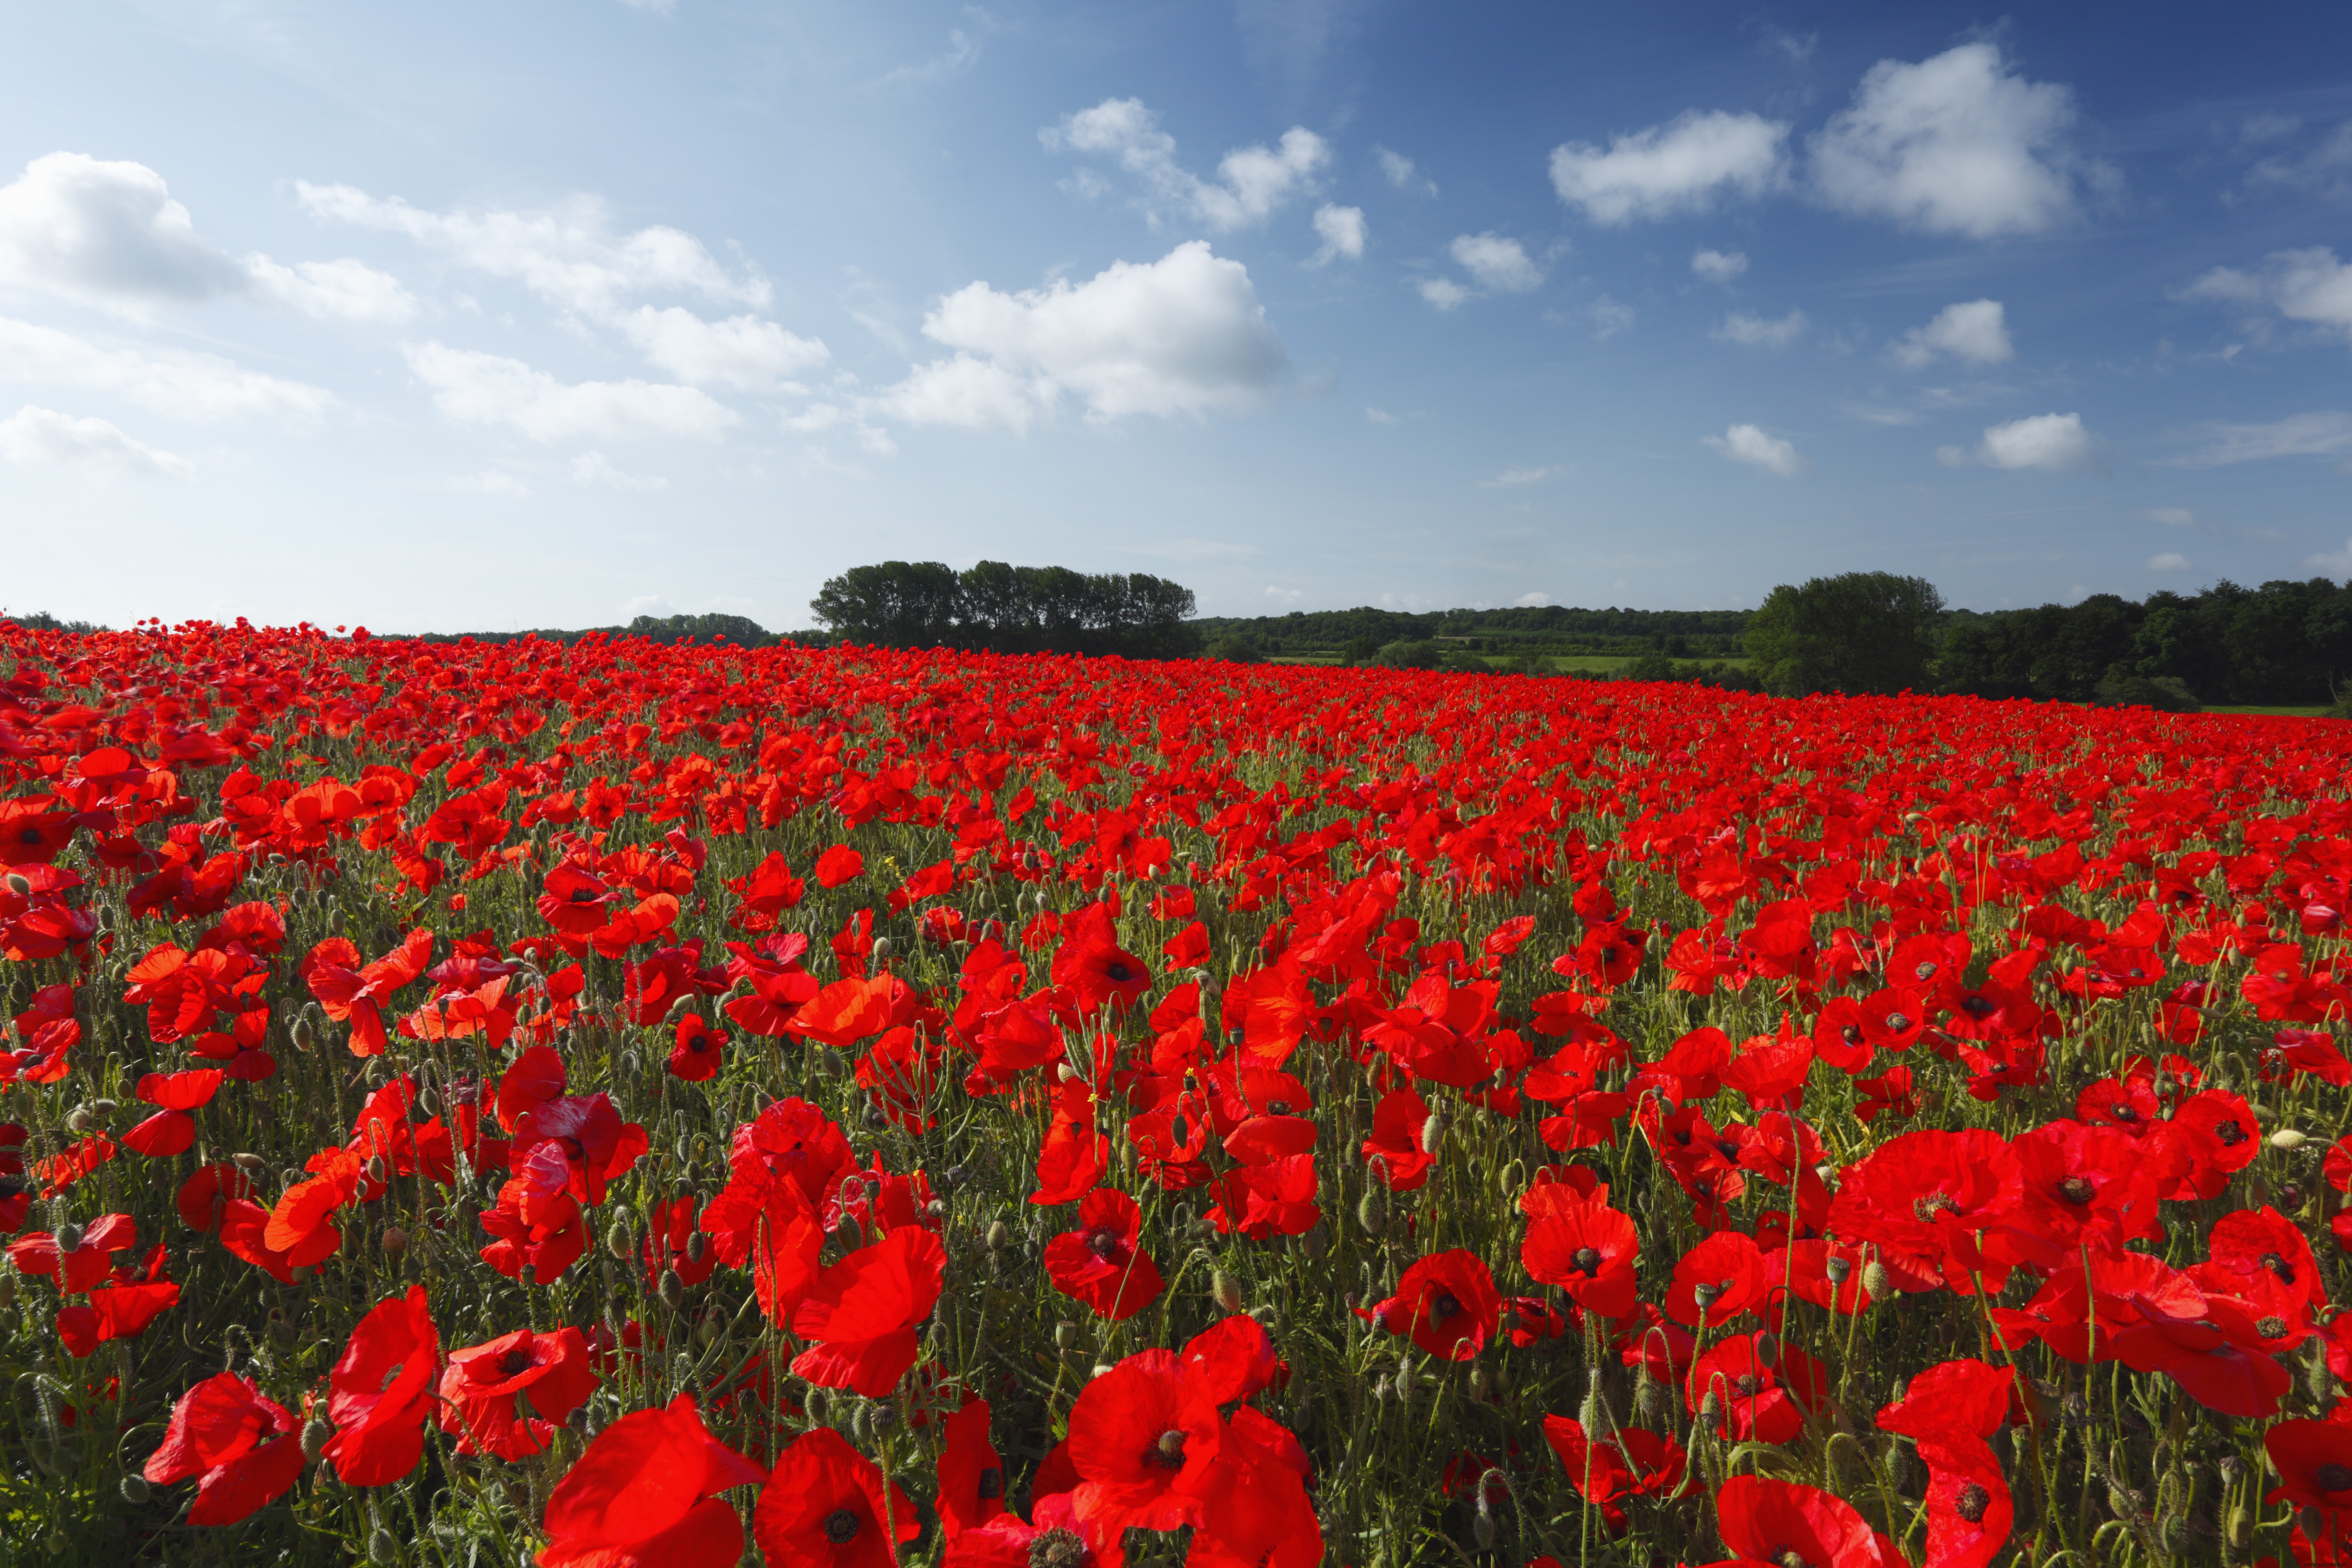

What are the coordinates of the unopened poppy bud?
(365, 1155, 388, 1184)
(871, 937, 892, 962)
(64, 1106, 95, 1134)
(291, 1017, 316, 1052)
(1698, 1390, 1722, 1422)
(119, 1474, 150, 1505)
(606, 1220, 634, 1260)
(232, 1152, 268, 1178)
(1470, 1365, 1490, 1399)
(55, 1222, 83, 1254)
(1420, 1108, 1446, 1158)
(686, 1230, 707, 1263)
(985, 1220, 1010, 1251)
(1753, 1332, 1780, 1369)
(1578, 1387, 1606, 1434)
(1473, 1513, 1496, 1551)
(1861, 1261, 1890, 1299)
(2227, 1504, 2251, 1548)
(1356, 1185, 1387, 1238)
(417, 1086, 440, 1116)
(369, 1526, 400, 1563)
(805, 1389, 831, 1424)
(2270, 1128, 2308, 1151)
(659, 1269, 685, 1310)
(1496, 1159, 1524, 1195)
(3, 873, 28, 897)
(380, 1226, 407, 1256)
(301, 1417, 333, 1461)
(1211, 1269, 1245, 1314)
(696, 1317, 719, 1347)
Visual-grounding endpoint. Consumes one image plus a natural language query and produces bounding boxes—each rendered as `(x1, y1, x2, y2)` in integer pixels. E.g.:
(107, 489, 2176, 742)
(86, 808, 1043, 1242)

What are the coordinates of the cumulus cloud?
(1550, 110, 1790, 224)
(0, 152, 411, 322)
(1264, 585, 1305, 604)
(0, 316, 334, 423)
(1891, 299, 2013, 368)
(1514, 591, 1551, 606)
(1704, 422, 1802, 476)
(1376, 147, 1437, 196)
(2145, 552, 2192, 572)
(2309, 536, 2352, 575)
(612, 306, 828, 390)
(298, 181, 769, 317)
(1810, 44, 2108, 239)
(1309, 204, 1367, 265)
(0, 404, 192, 477)
(1692, 247, 1748, 284)
(1449, 233, 1542, 292)
(402, 341, 740, 443)
(1479, 465, 1557, 487)
(2184, 248, 2352, 343)
(1945, 412, 2098, 472)
(1714, 309, 1808, 349)
(877, 241, 1284, 430)
(1590, 296, 1635, 339)
(2167, 410, 2352, 467)
(1043, 99, 1328, 232)
(1417, 277, 1470, 312)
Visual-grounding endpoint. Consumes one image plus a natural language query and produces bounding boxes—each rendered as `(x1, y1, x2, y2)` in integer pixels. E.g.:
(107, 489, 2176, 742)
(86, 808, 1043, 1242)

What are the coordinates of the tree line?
(806, 561, 1200, 659)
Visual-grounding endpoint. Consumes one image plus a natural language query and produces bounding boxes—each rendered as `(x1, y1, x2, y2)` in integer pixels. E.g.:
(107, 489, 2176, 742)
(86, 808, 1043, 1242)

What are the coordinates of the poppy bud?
(232, 1152, 268, 1178)
(1211, 1269, 1245, 1313)
(55, 1222, 83, 1254)
(2270, 1128, 2307, 1150)
(1861, 1260, 1890, 1300)
(380, 1226, 407, 1256)
(1356, 1185, 1387, 1238)
(805, 1388, 831, 1424)
(1578, 1387, 1606, 1434)
(1421, 1107, 1447, 1158)
(1470, 1365, 1490, 1400)
(686, 1230, 707, 1263)
(2227, 1504, 2251, 1548)
(696, 1317, 719, 1347)
(1753, 1332, 1779, 1369)
(365, 1155, 388, 1185)
(606, 1220, 634, 1260)
(3, 873, 28, 897)
(292, 1017, 316, 1052)
(985, 1220, 1010, 1251)
(659, 1269, 685, 1309)
(64, 1106, 95, 1134)
(1496, 1159, 1524, 1196)
(417, 1087, 440, 1116)
(369, 1527, 400, 1563)
(119, 1474, 150, 1505)
(1635, 1364, 1667, 1423)
(1698, 1390, 1721, 1422)
(871, 937, 892, 962)
(1473, 1512, 1495, 1551)
(302, 1417, 333, 1461)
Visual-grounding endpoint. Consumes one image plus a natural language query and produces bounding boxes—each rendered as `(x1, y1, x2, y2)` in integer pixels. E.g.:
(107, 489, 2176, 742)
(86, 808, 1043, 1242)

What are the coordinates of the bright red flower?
(1360, 1086, 1435, 1191)
(323, 1284, 441, 1486)
(142, 1372, 306, 1526)
(1665, 1228, 1769, 1328)
(936, 1397, 1008, 1543)
(1043, 1186, 1164, 1320)
(753, 1425, 921, 1568)
(668, 1013, 729, 1081)
(438, 1326, 600, 1460)
(1713, 1474, 1899, 1568)
(539, 1393, 766, 1568)
(1687, 1331, 1828, 1444)
(1541, 1416, 1686, 1532)
(1825, 1127, 2026, 1294)
(790, 1225, 948, 1397)
(2268, 1420, 2352, 1518)
(7, 1211, 135, 1291)
(815, 844, 865, 889)
(1364, 1250, 1501, 1361)
(1521, 1193, 1640, 1318)
(1066, 1348, 1224, 1537)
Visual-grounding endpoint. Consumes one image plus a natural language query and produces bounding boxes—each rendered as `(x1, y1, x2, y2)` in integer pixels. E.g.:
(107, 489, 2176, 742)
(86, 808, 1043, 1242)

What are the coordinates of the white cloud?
(570, 451, 668, 491)
(2169, 410, 2352, 467)
(1692, 247, 1749, 284)
(1310, 204, 1367, 265)
(1479, 465, 1557, 487)
(2184, 248, 2352, 343)
(1891, 299, 2013, 368)
(1364, 406, 1396, 424)
(2145, 552, 2192, 572)
(1375, 147, 1437, 196)
(1449, 233, 1542, 293)
(1264, 585, 1305, 604)
(2309, 536, 2352, 575)
(1704, 423, 1802, 476)
(618, 0, 676, 13)
(298, 182, 769, 317)
(2142, 507, 2196, 527)
(0, 152, 413, 322)
(0, 316, 333, 423)
(1043, 100, 1328, 231)
(452, 469, 531, 498)
(1713, 309, 1808, 349)
(1549, 110, 1790, 224)
(0, 404, 191, 477)
(880, 242, 1284, 429)
(1967, 412, 2098, 472)
(1417, 277, 1470, 312)
(1590, 296, 1635, 339)
(1514, 591, 1551, 607)
(1809, 44, 2106, 239)
(613, 306, 828, 390)
(245, 255, 416, 324)
(402, 341, 740, 443)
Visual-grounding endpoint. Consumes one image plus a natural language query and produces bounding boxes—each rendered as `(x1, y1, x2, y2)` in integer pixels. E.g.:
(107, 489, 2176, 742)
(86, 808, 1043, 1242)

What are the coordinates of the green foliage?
(1374, 639, 1443, 670)
(1204, 636, 1264, 664)
(811, 560, 1202, 659)
(2093, 665, 2202, 712)
(1745, 572, 1945, 696)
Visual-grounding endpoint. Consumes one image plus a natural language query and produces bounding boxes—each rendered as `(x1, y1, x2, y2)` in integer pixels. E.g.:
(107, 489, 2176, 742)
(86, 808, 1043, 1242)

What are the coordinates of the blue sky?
(3, 1, 2350, 632)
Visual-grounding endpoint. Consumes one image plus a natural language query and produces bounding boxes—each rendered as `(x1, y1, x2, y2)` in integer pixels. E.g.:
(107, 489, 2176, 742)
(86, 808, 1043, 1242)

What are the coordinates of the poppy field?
(5, 619, 2352, 1568)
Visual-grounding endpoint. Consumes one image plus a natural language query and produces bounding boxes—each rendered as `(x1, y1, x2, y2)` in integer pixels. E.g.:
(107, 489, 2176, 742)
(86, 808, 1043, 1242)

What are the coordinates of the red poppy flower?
(753, 1425, 921, 1568)
(1541, 1416, 1686, 1532)
(2268, 1420, 2352, 1517)
(936, 1397, 1008, 1542)
(1191, 1402, 1322, 1568)
(1664, 1228, 1769, 1328)
(1364, 1250, 1501, 1361)
(1043, 1186, 1164, 1320)
(1687, 1332, 1828, 1444)
(1875, 1358, 2013, 1446)
(540, 1393, 767, 1568)
(1205, 1154, 1320, 1240)
(1918, 1436, 2013, 1568)
(702, 1162, 826, 1325)
(731, 1095, 856, 1202)
(1521, 1193, 1640, 1318)
(1713, 1474, 1897, 1568)
(669, 1013, 729, 1081)
(2205, 1204, 2327, 1318)
(790, 1226, 948, 1397)
(323, 1284, 441, 1486)
(1066, 1348, 1224, 1538)
(815, 844, 865, 888)
(439, 1326, 600, 1460)
(7, 1211, 135, 1291)
(1360, 1087, 1436, 1191)
(1824, 1127, 2026, 1294)
(57, 1242, 179, 1355)
(1180, 1313, 1282, 1403)
(120, 1067, 226, 1157)
(511, 1091, 649, 1205)
(480, 1142, 588, 1283)
(142, 1372, 306, 1526)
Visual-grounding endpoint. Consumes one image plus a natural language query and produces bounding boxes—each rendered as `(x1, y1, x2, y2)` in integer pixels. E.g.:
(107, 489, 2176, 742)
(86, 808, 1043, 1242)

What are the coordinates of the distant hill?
(400, 612, 795, 648)
(1189, 603, 1755, 659)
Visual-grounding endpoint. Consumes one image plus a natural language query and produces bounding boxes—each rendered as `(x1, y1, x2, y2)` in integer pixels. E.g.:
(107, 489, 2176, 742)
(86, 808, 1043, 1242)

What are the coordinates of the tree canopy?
(810, 560, 1200, 659)
(1745, 573, 1945, 696)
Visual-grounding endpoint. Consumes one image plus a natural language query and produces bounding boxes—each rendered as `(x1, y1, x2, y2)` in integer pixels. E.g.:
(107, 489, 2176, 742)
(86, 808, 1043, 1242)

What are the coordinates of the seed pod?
(302, 1417, 334, 1461)
(1211, 1269, 1245, 1314)
(1861, 1260, 1890, 1300)
(380, 1226, 407, 1256)
(869, 1402, 900, 1435)
(1054, 1321, 1080, 1350)
(1825, 1253, 1852, 1285)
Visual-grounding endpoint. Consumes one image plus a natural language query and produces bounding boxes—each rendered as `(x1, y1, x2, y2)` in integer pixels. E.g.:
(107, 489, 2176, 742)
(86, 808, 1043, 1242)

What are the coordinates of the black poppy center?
(497, 1349, 533, 1376)
(1962, 995, 1996, 1016)
(1913, 1192, 1960, 1221)
(1572, 1247, 1602, 1276)
(1841, 1025, 1864, 1047)
(2214, 1119, 2248, 1147)
(1266, 1100, 1292, 1116)
(1086, 1229, 1121, 1259)
(1029, 1527, 1088, 1568)
(977, 1466, 1003, 1500)
(2262, 1251, 2294, 1282)
(1149, 1429, 1188, 1470)
(824, 1508, 861, 1543)
(2316, 1464, 2352, 1493)
(1105, 961, 1135, 984)
(2055, 1176, 2096, 1206)
(2259, 1316, 2289, 1339)
(1773, 1550, 1814, 1568)
(2110, 1104, 2139, 1123)
(1431, 1291, 1461, 1322)
(1733, 1374, 1760, 1397)
(1955, 1483, 1991, 1524)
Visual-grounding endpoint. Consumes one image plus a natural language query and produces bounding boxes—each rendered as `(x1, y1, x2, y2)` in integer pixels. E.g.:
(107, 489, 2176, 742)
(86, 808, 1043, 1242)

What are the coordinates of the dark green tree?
(1745, 572, 1945, 696)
